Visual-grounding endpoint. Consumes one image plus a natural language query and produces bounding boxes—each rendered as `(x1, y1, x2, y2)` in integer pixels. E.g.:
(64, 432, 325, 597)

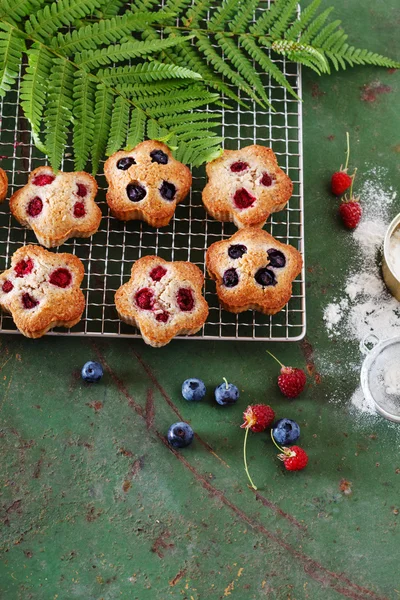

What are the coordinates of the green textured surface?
(1, 1, 400, 598)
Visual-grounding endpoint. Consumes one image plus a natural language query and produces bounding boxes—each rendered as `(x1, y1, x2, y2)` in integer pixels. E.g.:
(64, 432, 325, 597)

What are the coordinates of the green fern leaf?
(183, 0, 211, 28)
(146, 97, 220, 118)
(209, 0, 239, 31)
(161, 0, 192, 19)
(0, 0, 45, 23)
(105, 95, 130, 156)
(115, 80, 191, 98)
(158, 111, 221, 127)
(322, 29, 348, 52)
(269, 0, 299, 39)
(147, 119, 161, 140)
(133, 85, 219, 109)
(75, 35, 192, 70)
(299, 10, 336, 45)
(96, 61, 202, 86)
(250, 0, 289, 35)
(286, 0, 321, 41)
(73, 70, 95, 171)
(91, 83, 113, 175)
(172, 120, 220, 135)
(44, 58, 75, 171)
(20, 42, 52, 151)
(0, 23, 25, 97)
(131, 0, 160, 12)
(125, 108, 146, 150)
(174, 139, 222, 167)
(95, 0, 125, 18)
(271, 39, 328, 74)
(26, 0, 103, 41)
(229, 0, 259, 34)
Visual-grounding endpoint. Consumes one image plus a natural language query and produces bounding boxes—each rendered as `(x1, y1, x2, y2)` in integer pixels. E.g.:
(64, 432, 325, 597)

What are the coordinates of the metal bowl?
(382, 213, 400, 301)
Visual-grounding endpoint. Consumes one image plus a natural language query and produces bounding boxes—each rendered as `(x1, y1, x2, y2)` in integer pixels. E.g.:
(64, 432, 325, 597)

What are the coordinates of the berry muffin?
(0, 245, 85, 338)
(115, 255, 209, 347)
(104, 140, 192, 228)
(202, 145, 293, 228)
(206, 227, 302, 315)
(9, 167, 101, 248)
(0, 168, 8, 203)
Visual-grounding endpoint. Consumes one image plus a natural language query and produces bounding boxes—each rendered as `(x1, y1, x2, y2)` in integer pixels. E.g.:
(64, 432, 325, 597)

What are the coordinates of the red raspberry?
(76, 183, 88, 197)
(22, 292, 39, 310)
(150, 266, 167, 281)
(241, 404, 275, 433)
(15, 258, 34, 278)
(32, 174, 55, 186)
(135, 288, 154, 310)
(260, 172, 273, 187)
(156, 311, 169, 322)
(49, 268, 72, 288)
(339, 199, 362, 229)
(278, 367, 306, 398)
(27, 197, 43, 217)
(278, 446, 308, 471)
(2, 280, 13, 293)
(73, 202, 86, 218)
(230, 161, 248, 173)
(177, 288, 194, 311)
(233, 188, 256, 209)
(331, 171, 352, 196)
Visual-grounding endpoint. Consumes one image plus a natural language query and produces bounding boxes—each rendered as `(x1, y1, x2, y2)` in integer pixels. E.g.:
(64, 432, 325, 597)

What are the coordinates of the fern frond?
(105, 95, 130, 156)
(146, 96, 220, 117)
(271, 39, 329, 74)
(95, 0, 125, 18)
(0, 23, 25, 98)
(0, 0, 45, 23)
(146, 119, 161, 140)
(286, 0, 321, 41)
(91, 83, 113, 175)
(125, 108, 146, 150)
(328, 46, 400, 71)
(161, 0, 192, 19)
(158, 111, 221, 127)
(96, 61, 201, 86)
(73, 70, 95, 170)
(270, 0, 299, 39)
(75, 35, 192, 70)
(25, 0, 102, 41)
(299, 9, 335, 45)
(133, 85, 219, 108)
(20, 42, 52, 150)
(183, 0, 211, 28)
(229, 0, 259, 34)
(115, 79, 191, 98)
(209, 0, 238, 31)
(249, 0, 289, 35)
(174, 139, 222, 167)
(44, 58, 75, 171)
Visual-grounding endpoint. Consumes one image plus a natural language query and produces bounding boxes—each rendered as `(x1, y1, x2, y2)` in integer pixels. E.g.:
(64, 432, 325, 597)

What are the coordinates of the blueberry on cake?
(0, 168, 8, 203)
(115, 255, 209, 347)
(0, 245, 85, 338)
(9, 167, 101, 248)
(202, 145, 293, 228)
(104, 140, 192, 228)
(206, 227, 302, 315)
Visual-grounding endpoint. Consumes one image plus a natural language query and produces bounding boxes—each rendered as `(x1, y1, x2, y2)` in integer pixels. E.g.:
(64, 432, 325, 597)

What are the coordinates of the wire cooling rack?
(0, 30, 305, 342)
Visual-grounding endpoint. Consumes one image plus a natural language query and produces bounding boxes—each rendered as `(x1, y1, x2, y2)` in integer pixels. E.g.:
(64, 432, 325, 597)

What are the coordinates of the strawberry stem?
(266, 350, 284, 369)
(344, 131, 350, 171)
(243, 427, 257, 490)
(349, 167, 357, 199)
(223, 377, 229, 390)
(270, 428, 285, 453)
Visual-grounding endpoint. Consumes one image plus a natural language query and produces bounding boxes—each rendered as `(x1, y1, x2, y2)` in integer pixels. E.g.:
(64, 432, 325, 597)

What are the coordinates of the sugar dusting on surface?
(321, 167, 399, 419)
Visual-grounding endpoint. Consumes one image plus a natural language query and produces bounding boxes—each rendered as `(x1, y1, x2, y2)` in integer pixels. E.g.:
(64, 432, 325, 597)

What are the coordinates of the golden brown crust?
(115, 255, 209, 347)
(0, 245, 85, 338)
(0, 168, 8, 203)
(104, 141, 192, 227)
(202, 145, 293, 228)
(206, 227, 302, 315)
(9, 167, 101, 248)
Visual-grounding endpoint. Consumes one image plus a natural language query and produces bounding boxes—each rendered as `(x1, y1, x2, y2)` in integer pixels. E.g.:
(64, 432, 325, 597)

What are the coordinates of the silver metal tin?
(382, 213, 400, 301)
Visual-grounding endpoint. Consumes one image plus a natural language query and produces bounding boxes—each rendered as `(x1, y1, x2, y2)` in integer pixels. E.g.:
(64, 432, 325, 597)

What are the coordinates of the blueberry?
(254, 267, 277, 287)
(150, 149, 169, 164)
(167, 422, 194, 448)
(81, 361, 103, 383)
(267, 248, 286, 268)
(182, 378, 206, 401)
(223, 268, 239, 287)
(228, 244, 247, 259)
(215, 380, 239, 406)
(117, 156, 136, 170)
(272, 418, 300, 445)
(159, 181, 176, 201)
(126, 183, 146, 202)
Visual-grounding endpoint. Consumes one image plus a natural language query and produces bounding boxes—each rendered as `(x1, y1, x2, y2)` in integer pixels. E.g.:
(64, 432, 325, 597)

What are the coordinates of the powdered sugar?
(321, 167, 399, 417)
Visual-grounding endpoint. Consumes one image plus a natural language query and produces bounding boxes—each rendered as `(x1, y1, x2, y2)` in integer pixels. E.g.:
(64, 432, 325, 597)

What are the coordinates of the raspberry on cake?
(104, 141, 192, 228)
(0, 245, 85, 338)
(202, 145, 293, 228)
(115, 255, 208, 347)
(9, 167, 101, 248)
(0, 168, 8, 203)
(206, 227, 302, 315)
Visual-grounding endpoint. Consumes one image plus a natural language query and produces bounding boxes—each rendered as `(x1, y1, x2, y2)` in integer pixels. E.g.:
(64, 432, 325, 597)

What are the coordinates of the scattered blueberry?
(254, 267, 277, 287)
(223, 268, 239, 287)
(272, 418, 300, 445)
(81, 361, 103, 383)
(150, 149, 168, 164)
(182, 378, 206, 402)
(160, 181, 176, 201)
(215, 379, 239, 406)
(167, 422, 194, 448)
(126, 183, 146, 202)
(228, 244, 247, 259)
(117, 156, 136, 170)
(267, 248, 286, 268)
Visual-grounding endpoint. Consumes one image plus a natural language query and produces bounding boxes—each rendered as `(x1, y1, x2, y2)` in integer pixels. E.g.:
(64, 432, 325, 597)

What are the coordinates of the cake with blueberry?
(104, 141, 192, 228)
(206, 227, 302, 315)
(115, 255, 209, 347)
(0, 168, 8, 203)
(0, 245, 85, 338)
(202, 145, 293, 228)
(9, 167, 101, 248)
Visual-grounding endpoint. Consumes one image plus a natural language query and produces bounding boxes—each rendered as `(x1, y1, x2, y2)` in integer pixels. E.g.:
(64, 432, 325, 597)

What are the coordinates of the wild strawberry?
(339, 198, 362, 229)
(241, 404, 275, 433)
(266, 351, 306, 398)
(331, 132, 354, 196)
(278, 445, 308, 471)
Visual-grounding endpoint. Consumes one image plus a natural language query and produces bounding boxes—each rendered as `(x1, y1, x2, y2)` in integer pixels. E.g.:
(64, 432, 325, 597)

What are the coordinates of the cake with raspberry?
(104, 141, 192, 228)
(202, 145, 293, 228)
(0, 168, 8, 203)
(9, 167, 101, 248)
(0, 245, 86, 338)
(115, 255, 209, 347)
(206, 227, 302, 315)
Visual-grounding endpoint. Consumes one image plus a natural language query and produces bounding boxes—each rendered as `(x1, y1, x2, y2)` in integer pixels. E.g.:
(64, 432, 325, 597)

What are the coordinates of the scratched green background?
(1, 1, 400, 599)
